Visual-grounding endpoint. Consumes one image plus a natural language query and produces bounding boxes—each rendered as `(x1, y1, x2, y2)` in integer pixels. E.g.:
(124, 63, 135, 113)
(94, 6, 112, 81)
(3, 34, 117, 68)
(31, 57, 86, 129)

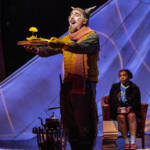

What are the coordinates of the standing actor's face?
(119, 71, 129, 84)
(68, 9, 85, 33)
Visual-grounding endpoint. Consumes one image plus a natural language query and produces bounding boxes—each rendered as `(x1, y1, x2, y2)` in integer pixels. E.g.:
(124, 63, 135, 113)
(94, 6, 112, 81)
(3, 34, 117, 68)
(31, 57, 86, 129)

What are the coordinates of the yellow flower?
(29, 27, 38, 33)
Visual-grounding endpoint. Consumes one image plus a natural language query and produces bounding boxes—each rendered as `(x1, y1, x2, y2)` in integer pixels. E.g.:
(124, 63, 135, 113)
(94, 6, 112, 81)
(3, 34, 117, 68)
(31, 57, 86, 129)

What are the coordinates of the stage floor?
(93, 134, 150, 150)
(0, 134, 150, 150)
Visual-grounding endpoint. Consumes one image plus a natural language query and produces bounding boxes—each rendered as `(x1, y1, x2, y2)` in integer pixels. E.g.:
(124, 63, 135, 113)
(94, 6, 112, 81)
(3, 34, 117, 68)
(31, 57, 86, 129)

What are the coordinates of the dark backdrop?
(0, 0, 108, 77)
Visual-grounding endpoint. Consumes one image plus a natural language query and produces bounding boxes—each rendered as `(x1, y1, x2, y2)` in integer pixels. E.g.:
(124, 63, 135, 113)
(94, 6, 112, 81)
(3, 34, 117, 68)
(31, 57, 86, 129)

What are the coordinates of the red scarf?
(68, 26, 94, 43)
(68, 26, 94, 94)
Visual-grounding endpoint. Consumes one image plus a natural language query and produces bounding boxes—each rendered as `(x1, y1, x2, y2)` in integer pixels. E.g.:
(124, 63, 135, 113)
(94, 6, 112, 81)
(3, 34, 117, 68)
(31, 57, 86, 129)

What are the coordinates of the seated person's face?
(68, 10, 85, 33)
(119, 71, 129, 84)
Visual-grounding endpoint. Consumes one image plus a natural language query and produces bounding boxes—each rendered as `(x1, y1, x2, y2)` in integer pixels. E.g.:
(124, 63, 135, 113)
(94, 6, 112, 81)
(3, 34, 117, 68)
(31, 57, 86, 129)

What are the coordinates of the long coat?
(108, 81, 141, 121)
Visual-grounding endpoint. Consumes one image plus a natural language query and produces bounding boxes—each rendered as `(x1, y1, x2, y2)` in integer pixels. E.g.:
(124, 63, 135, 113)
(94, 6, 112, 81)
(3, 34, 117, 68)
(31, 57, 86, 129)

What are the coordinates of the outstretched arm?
(49, 32, 100, 54)
(38, 46, 62, 57)
(24, 45, 62, 57)
(66, 33, 100, 54)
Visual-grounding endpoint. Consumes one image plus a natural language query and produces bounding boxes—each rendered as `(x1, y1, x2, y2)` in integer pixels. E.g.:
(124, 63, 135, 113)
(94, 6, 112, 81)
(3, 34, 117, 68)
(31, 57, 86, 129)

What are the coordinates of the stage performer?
(24, 6, 100, 150)
(108, 69, 141, 150)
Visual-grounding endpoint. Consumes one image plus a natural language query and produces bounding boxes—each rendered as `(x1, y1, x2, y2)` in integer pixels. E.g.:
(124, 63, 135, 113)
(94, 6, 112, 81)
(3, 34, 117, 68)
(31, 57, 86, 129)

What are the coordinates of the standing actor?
(25, 6, 100, 150)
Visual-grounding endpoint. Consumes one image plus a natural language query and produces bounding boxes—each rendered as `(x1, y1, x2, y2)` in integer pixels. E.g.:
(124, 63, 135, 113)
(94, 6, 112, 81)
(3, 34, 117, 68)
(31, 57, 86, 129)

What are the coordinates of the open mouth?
(70, 19, 76, 25)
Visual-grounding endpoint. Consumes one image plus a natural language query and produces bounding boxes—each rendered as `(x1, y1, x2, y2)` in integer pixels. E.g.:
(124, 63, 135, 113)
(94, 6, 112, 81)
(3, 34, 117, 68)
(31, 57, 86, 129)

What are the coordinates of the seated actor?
(24, 6, 100, 150)
(108, 69, 141, 150)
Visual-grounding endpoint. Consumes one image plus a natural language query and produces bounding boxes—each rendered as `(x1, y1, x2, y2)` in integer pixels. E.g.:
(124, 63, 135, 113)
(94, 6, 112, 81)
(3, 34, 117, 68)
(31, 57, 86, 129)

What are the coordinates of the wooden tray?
(17, 40, 49, 46)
